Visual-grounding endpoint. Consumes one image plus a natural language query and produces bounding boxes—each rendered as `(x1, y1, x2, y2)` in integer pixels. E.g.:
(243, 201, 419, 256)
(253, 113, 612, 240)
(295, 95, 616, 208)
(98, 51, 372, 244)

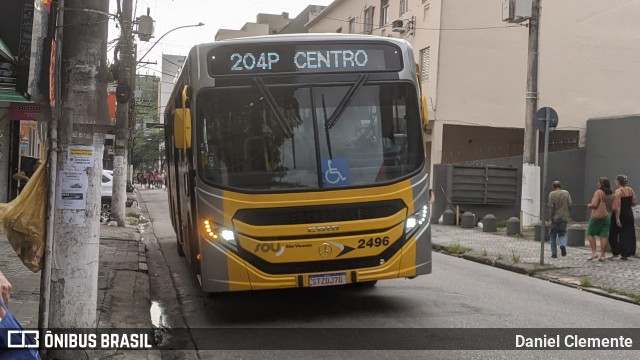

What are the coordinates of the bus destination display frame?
(207, 42, 404, 76)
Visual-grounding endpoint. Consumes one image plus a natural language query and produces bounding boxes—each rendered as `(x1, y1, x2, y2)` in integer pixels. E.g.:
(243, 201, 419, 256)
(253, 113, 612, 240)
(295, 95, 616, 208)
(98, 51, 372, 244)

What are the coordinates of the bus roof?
(193, 33, 411, 52)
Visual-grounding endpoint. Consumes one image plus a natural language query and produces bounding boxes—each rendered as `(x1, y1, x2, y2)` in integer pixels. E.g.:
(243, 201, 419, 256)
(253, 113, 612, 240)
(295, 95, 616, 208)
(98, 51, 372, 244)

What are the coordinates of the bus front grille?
(233, 200, 406, 226)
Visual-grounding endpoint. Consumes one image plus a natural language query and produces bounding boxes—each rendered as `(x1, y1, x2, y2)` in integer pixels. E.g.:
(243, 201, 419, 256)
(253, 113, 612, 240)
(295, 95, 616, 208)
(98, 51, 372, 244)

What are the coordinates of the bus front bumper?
(199, 225, 431, 293)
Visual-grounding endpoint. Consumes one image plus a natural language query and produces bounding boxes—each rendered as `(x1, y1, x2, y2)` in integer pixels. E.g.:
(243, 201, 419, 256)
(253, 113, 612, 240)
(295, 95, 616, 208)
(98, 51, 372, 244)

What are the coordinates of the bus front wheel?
(349, 280, 377, 289)
(176, 239, 185, 257)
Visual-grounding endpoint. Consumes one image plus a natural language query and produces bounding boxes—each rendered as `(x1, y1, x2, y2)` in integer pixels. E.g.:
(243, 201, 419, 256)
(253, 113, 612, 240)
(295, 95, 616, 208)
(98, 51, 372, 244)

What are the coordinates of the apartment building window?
(420, 47, 430, 82)
(364, 6, 375, 34)
(348, 17, 356, 33)
(400, 0, 409, 16)
(423, 1, 431, 21)
(380, 0, 389, 26)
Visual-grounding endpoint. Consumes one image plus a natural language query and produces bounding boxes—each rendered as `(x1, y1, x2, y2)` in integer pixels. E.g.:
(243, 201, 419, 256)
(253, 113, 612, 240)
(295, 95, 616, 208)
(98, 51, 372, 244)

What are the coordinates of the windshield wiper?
(325, 73, 368, 130)
(253, 78, 293, 138)
(321, 74, 368, 160)
(321, 94, 333, 159)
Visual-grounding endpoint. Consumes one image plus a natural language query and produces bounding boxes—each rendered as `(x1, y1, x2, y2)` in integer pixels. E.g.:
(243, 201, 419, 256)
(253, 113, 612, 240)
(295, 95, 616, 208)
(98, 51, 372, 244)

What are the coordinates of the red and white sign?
(10, 103, 43, 121)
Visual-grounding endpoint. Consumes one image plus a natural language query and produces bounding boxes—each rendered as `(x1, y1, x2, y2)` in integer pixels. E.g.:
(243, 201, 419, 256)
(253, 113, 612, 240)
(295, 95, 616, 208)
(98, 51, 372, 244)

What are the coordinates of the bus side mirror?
(420, 95, 429, 127)
(415, 63, 429, 127)
(174, 85, 192, 150)
(174, 109, 191, 149)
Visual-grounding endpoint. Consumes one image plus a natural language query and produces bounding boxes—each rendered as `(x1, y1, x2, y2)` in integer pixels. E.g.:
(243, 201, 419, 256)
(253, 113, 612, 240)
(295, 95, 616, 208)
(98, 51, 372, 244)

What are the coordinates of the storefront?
(0, 0, 55, 202)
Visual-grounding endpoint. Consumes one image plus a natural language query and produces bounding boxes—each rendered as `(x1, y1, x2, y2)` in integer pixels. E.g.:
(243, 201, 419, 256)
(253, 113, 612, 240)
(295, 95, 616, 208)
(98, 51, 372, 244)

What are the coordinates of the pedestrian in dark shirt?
(548, 181, 572, 258)
(612, 175, 637, 260)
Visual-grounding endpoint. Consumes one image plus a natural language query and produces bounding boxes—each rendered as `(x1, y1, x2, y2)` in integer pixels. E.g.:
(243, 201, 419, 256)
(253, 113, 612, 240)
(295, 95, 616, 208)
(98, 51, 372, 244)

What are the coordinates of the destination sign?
(207, 43, 403, 76)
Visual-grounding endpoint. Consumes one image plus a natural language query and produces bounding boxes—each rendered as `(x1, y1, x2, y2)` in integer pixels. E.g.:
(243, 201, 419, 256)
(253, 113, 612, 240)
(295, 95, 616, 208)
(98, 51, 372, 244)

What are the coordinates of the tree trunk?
(112, 0, 134, 226)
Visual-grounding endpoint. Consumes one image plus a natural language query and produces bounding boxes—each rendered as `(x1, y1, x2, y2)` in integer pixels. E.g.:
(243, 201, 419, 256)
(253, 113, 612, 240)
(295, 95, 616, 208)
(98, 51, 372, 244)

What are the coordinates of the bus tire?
(205, 292, 227, 300)
(176, 239, 185, 257)
(350, 280, 377, 289)
(187, 223, 201, 275)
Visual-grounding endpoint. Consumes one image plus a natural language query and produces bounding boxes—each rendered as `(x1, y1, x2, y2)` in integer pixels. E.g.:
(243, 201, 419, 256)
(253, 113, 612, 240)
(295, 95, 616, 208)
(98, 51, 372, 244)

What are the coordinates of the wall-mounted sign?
(10, 103, 43, 120)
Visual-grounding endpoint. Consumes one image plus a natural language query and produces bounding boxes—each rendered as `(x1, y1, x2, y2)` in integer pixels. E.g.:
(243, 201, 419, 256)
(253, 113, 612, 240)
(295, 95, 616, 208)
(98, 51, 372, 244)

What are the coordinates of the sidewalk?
(0, 193, 158, 359)
(432, 224, 640, 304)
(0, 233, 40, 327)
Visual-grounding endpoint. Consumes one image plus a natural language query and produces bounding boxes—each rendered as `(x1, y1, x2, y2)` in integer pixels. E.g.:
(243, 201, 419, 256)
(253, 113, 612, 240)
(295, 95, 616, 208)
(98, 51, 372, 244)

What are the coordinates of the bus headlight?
(202, 219, 237, 247)
(405, 205, 429, 235)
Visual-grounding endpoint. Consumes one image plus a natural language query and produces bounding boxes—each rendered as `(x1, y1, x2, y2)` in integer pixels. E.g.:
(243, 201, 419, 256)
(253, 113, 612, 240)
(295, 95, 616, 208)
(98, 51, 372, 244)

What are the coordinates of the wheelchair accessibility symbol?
(321, 157, 350, 186)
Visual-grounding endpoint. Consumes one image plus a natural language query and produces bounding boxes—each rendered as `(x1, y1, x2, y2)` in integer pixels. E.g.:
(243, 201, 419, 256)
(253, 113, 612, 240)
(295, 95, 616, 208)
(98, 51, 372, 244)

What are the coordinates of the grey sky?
(108, 0, 335, 76)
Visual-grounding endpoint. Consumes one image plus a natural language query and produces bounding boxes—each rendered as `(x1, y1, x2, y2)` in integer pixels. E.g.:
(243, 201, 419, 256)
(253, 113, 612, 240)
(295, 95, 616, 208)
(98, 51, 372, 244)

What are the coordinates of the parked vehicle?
(101, 170, 135, 223)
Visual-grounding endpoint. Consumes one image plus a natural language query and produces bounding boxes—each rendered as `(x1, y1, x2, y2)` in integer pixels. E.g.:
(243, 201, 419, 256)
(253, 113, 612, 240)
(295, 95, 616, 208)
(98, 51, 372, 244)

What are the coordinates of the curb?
(536, 276, 640, 306)
(129, 190, 149, 273)
(432, 244, 640, 306)
(432, 244, 534, 276)
(138, 241, 148, 273)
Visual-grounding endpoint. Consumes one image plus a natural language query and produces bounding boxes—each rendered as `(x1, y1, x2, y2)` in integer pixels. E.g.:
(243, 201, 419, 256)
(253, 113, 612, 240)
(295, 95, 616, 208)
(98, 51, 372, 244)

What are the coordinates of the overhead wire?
(138, 64, 180, 78)
(315, 14, 524, 32)
(162, 56, 184, 68)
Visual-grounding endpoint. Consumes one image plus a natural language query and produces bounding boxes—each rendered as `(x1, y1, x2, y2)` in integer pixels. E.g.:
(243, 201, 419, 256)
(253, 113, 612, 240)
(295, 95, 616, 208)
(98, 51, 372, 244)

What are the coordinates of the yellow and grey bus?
(165, 34, 432, 293)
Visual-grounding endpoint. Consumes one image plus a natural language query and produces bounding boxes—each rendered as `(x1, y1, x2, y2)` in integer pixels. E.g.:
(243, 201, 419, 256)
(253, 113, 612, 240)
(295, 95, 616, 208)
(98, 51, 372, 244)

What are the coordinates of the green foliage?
(511, 250, 520, 264)
(129, 75, 163, 171)
(135, 75, 160, 125)
(580, 277, 592, 287)
(131, 129, 164, 170)
(446, 243, 472, 255)
(605, 288, 640, 303)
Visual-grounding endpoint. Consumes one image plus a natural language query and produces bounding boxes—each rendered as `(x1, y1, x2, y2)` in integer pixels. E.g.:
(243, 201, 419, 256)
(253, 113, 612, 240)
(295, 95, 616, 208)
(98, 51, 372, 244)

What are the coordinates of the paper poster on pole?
(68, 145, 95, 169)
(57, 170, 88, 210)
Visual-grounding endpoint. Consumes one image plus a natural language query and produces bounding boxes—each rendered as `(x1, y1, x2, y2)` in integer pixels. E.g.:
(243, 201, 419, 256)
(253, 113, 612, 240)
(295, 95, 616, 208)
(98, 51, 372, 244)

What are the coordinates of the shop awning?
(0, 89, 31, 103)
(0, 37, 27, 103)
(0, 37, 15, 63)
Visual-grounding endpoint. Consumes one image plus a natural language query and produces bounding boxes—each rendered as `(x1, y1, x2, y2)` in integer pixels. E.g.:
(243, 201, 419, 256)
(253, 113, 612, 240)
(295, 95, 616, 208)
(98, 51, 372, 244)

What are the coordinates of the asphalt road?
(138, 189, 640, 360)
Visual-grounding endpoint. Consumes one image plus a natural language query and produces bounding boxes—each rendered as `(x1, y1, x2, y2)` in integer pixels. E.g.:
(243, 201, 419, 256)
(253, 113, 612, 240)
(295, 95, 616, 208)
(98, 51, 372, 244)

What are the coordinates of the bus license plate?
(308, 273, 347, 287)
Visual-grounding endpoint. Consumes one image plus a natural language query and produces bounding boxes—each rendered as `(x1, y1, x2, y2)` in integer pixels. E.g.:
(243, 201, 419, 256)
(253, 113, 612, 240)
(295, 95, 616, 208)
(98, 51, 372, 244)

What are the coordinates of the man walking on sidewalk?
(548, 181, 572, 258)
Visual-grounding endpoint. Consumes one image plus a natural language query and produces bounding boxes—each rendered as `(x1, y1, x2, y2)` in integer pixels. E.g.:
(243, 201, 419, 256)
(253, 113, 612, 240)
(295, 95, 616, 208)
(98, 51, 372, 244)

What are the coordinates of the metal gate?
(448, 165, 519, 205)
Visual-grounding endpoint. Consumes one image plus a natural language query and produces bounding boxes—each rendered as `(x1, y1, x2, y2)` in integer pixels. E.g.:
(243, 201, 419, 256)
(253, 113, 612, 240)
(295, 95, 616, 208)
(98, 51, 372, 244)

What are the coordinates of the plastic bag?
(0, 299, 41, 359)
(0, 160, 47, 273)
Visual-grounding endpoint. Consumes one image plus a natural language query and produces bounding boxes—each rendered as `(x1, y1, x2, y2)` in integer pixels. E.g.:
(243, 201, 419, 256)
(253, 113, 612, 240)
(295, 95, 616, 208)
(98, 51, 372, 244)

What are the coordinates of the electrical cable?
(162, 56, 184, 68)
(311, 14, 524, 32)
(138, 64, 179, 77)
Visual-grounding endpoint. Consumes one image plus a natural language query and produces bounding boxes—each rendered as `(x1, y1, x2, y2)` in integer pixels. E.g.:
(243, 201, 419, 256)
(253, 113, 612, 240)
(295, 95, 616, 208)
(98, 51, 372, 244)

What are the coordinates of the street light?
(137, 22, 205, 64)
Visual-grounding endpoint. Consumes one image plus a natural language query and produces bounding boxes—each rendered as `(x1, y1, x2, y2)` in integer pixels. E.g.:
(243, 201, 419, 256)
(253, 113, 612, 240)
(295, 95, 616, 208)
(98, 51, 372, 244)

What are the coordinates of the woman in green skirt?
(587, 177, 614, 261)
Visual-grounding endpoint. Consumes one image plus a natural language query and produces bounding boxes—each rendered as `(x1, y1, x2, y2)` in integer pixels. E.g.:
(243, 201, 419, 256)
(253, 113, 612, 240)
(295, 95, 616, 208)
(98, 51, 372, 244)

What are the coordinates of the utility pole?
(113, 0, 134, 226)
(42, 0, 109, 356)
(520, 0, 541, 227)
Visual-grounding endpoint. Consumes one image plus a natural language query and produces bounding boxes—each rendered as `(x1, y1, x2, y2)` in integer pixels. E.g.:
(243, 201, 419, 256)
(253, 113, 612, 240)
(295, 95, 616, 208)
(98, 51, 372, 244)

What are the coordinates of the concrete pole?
(113, 0, 134, 226)
(45, 0, 108, 355)
(520, 0, 541, 227)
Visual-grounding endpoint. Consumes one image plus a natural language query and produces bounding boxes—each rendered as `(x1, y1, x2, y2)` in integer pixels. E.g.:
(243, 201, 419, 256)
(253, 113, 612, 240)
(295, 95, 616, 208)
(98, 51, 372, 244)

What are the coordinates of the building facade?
(159, 54, 186, 124)
(307, 0, 640, 177)
(215, 12, 292, 41)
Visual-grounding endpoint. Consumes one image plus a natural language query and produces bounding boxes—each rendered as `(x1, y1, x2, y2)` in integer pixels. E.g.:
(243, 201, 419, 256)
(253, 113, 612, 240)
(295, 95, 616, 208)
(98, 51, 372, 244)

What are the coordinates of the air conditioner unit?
(502, 0, 532, 23)
(392, 19, 406, 32)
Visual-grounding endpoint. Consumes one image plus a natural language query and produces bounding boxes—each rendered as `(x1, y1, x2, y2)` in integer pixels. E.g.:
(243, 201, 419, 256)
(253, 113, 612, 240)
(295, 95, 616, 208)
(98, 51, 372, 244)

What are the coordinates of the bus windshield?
(197, 82, 423, 191)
